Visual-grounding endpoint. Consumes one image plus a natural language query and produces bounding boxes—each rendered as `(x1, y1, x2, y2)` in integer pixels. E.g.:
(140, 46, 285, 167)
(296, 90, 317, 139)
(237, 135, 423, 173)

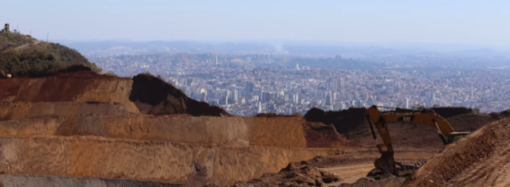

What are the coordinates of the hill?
(0, 28, 100, 77)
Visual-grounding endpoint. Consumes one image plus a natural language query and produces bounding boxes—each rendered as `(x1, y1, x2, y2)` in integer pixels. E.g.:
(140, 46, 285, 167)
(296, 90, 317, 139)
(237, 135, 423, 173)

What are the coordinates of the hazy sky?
(2, 0, 510, 45)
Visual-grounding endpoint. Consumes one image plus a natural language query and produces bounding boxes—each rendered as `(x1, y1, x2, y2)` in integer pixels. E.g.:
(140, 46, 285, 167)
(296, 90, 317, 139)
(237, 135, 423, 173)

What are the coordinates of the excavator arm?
(365, 105, 469, 175)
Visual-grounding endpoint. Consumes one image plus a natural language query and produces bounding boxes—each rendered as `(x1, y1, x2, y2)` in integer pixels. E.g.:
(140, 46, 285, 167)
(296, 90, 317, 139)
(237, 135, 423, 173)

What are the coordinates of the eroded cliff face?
(0, 136, 347, 185)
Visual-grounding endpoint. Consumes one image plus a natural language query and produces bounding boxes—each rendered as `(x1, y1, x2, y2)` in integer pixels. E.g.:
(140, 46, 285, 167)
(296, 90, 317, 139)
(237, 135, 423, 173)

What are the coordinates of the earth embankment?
(0, 175, 181, 187)
(0, 115, 309, 148)
(0, 71, 133, 103)
(0, 102, 139, 121)
(0, 136, 344, 185)
(403, 117, 510, 187)
(0, 69, 351, 186)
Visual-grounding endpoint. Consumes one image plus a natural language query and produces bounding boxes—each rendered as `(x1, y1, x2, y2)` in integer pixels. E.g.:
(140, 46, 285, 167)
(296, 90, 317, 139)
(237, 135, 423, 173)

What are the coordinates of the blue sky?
(1, 0, 509, 45)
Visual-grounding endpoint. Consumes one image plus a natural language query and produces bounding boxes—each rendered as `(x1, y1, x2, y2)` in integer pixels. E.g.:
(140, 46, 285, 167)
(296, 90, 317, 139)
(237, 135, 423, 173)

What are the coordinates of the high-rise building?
(246, 82, 254, 94)
(326, 91, 333, 105)
(261, 92, 271, 102)
(225, 90, 230, 105)
(338, 78, 345, 90)
(234, 90, 239, 103)
(199, 89, 207, 101)
(405, 98, 410, 109)
(330, 79, 337, 90)
(252, 95, 259, 102)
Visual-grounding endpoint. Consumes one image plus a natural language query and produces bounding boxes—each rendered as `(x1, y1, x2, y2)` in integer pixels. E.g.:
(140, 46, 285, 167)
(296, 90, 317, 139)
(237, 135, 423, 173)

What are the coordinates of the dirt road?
(320, 163, 375, 185)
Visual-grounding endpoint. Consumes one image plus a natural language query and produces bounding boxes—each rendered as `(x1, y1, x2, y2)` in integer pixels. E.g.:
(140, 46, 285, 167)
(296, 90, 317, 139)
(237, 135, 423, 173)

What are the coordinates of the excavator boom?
(365, 105, 469, 175)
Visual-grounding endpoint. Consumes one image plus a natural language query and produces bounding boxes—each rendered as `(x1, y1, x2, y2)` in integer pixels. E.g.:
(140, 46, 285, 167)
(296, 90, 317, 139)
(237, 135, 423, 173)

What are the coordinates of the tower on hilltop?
(2, 23, 9, 33)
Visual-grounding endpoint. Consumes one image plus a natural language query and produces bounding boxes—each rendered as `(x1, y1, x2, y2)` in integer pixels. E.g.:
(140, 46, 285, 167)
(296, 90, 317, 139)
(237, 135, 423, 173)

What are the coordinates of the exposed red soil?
(208, 156, 342, 187)
(129, 74, 228, 116)
(0, 71, 131, 103)
(403, 117, 510, 187)
(304, 122, 353, 148)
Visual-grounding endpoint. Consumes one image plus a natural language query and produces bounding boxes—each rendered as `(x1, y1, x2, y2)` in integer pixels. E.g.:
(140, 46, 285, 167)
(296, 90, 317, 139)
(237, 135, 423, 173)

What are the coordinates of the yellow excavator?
(365, 105, 470, 175)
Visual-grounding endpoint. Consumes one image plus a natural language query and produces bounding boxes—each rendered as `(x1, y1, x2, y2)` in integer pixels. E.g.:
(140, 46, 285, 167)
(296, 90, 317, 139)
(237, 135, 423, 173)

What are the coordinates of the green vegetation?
(0, 31, 100, 77)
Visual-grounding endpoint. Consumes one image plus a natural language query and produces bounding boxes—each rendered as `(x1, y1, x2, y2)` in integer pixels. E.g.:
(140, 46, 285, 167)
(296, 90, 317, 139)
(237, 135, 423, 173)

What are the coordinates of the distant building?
(326, 91, 333, 105)
(234, 90, 239, 103)
(225, 90, 231, 105)
(293, 94, 299, 104)
(1, 23, 9, 33)
(246, 82, 254, 94)
(261, 92, 270, 102)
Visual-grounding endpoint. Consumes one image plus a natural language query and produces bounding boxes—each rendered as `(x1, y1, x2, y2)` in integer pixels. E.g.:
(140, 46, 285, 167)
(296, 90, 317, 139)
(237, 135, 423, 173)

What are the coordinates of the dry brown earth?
(403, 117, 510, 187)
(0, 135, 349, 185)
(0, 175, 181, 187)
(1, 68, 504, 187)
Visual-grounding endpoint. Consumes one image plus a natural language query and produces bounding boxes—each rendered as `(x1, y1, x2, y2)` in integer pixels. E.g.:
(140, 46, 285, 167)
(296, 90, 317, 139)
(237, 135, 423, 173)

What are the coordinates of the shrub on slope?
(0, 32, 100, 77)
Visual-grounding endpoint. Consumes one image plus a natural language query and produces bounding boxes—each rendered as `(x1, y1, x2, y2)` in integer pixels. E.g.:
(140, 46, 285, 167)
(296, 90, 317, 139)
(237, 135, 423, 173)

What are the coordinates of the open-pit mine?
(0, 67, 509, 187)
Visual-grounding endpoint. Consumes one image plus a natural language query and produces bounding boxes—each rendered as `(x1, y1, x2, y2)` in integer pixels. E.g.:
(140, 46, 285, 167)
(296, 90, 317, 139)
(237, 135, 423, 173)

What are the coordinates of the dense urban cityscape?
(82, 49, 510, 116)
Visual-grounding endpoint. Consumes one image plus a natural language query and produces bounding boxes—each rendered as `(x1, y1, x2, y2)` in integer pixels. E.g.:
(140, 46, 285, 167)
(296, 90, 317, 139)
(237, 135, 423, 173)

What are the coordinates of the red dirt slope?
(403, 117, 510, 187)
(0, 69, 131, 103)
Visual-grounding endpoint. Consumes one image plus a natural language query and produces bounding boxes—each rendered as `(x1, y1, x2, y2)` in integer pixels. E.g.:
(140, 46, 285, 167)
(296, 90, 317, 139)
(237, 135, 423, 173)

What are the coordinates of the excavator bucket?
(374, 151, 398, 175)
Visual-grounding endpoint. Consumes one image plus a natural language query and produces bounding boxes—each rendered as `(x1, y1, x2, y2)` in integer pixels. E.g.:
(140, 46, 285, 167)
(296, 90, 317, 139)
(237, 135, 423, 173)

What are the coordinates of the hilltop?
(0, 25, 100, 77)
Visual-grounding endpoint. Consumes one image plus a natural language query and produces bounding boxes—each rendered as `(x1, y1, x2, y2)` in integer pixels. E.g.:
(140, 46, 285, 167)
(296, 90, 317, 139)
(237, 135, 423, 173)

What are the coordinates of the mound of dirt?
(304, 107, 367, 135)
(208, 155, 428, 187)
(446, 113, 496, 132)
(430, 107, 474, 119)
(211, 157, 342, 187)
(403, 117, 510, 187)
(129, 74, 228, 116)
(303, 122, 352, 148)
